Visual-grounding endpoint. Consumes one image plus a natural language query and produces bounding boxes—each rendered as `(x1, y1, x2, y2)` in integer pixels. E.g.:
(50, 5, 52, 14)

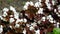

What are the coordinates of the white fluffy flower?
(3, 8, 9, 12)
(15, 24, 20, 28)
(9, 18, 15, 23)
(0, 25, 3, 33)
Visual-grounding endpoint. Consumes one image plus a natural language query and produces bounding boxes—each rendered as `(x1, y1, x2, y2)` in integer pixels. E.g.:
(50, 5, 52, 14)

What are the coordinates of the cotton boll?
(50, 20, 54, 23)
(10, 6, 16, 13)
(39, 0, 42, 2)
(34, 2, 40, 8)
(23, 5, 28, 10)
(26, 24, 30, 27)
(35, 29, 40, 34)
(57, 22, 60, 28)
(31, 22, 37, 27)
(37, 8, 43, 14)
(30, 1, 34, 6)
(14, 12, 19, 19)
(3, 8, 9, 12)
(41, 17, 46, 21)
(52, 0, 55, 5)
(9, 18, 15, 24)
(29, 26, 34, 31)
(23, 18, 27, 23)
(54, 9, 57, 13)
(23, 28, 26, 34)
(16, 19, 21, 24)
(0, 25, 3, 33)
(25, 1, 30, 6)
(9, 25, 12, 29)
(45, 0, 49, 3)
(10, 15, 13, 18)
(58, 14, 60, 17)
(2, 12, 8, 17)
(0, 16, 3, 20)
(15, 24, 20, 28)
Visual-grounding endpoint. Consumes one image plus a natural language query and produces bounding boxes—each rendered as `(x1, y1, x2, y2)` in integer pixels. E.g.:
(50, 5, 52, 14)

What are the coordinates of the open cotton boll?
(23, 5, 28, 10)
(57, 22, 60, 28)
(14, 12, 19, 19)
(50, 20, 54, 23)
(2, 12, 8, 17)
(35, 29, 40, 34)
(41, 17, 46, 21)
(23, 28, 26, 34)
(37, 8, 43, 14)
(39, 0, 42, 2)
(30, 1, 34, 6)
(26, 24, 31, 27)
(45, 0, 49, 3)
(3, 8, 9, 12)
(16, 18, 23, 24)
(58, 14, 60, 17)
(9, 18, 15, 24)
(54, 9, 57, 13)
(10, 6, 16, 13)
(0, 16, 3, 20)
(25, 1, 30, 6)
(0, 25, 3, 33)
(15, 24, 20, 28)
(9, 25, 12, 29)
(29, 26, 34, 31)
(31, 22, 37, 27)
(52, 0, 55, 5)
(23, 18, 27, 23)
(34, 2, 40, 8)
(10, 15, 13, 18)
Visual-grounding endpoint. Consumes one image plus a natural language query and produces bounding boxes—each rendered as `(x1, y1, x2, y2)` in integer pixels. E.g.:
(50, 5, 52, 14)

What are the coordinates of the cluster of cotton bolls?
(0, 0, 60, 34)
